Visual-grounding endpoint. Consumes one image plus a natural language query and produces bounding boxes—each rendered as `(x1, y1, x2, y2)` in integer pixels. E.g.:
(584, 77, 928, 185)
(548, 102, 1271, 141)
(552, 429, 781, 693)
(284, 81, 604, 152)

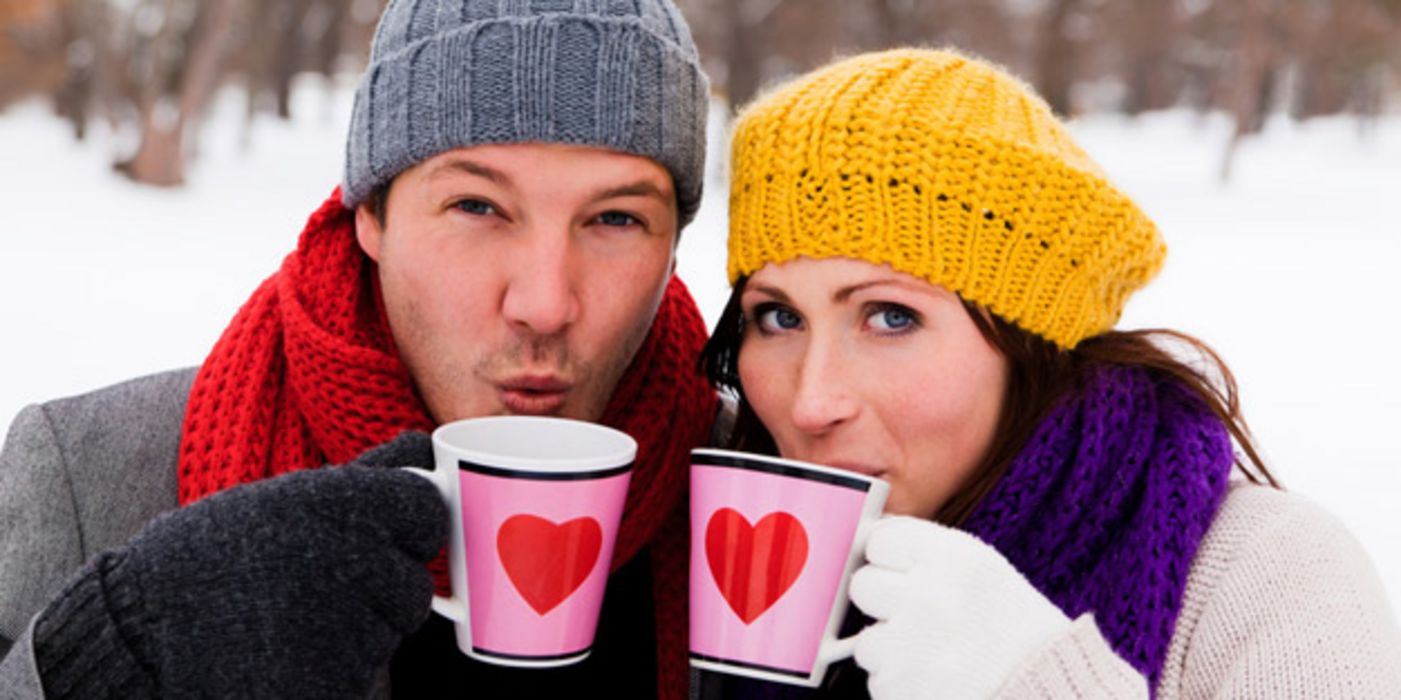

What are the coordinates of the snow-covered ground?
(4, 77, 1399, 607)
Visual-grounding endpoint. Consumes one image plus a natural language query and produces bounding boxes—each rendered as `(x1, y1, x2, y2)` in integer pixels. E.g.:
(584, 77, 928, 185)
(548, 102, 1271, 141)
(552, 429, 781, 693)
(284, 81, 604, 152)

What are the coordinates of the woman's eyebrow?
(747, 277, 938, 305)
(833, 278, 936, 303)
(744, 284, 792, 303)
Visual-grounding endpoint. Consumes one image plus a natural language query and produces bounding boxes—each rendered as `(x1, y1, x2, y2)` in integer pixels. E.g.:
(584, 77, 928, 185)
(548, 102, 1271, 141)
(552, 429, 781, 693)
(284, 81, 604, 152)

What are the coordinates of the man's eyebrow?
(426, 158, 507, 185)
(424, 161, 668, 203)
(590, 180, 670, 203)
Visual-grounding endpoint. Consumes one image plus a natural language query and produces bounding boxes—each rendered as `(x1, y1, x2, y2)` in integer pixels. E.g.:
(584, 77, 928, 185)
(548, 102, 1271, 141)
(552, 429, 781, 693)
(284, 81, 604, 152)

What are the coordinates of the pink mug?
(689, 448, 889, 687)
(405, 416, 635, 667)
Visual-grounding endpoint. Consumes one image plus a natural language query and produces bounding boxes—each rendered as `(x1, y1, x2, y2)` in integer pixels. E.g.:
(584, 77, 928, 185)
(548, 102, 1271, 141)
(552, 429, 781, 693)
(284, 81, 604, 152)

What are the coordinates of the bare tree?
(49, 0, 114, 140)
(863, 0, 936, 47)
(1292, 0, 1400, 120)
(1035, 0, 1086, 116)
(8, 0, 1401, 192)
(0, 0, 66, 108)
(1219, 0, 1283, 180)
(1111, 0, 1183, 114)
(116, 0, 239, 186)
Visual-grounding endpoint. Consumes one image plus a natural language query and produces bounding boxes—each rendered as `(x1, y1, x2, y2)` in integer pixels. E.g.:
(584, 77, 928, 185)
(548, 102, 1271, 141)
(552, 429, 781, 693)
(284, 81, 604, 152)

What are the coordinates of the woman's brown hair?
(700, 276, 1280, 527)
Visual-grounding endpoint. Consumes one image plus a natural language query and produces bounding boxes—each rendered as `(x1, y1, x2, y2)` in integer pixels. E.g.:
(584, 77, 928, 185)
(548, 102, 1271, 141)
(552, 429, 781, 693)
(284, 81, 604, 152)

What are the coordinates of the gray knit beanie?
(342, 0, 710, 226)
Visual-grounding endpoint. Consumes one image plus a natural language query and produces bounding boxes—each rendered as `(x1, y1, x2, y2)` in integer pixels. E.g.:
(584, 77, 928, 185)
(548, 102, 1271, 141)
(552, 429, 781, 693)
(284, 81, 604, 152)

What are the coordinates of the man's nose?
(788, 339, 859, 435)
(500, 228, 580, 337)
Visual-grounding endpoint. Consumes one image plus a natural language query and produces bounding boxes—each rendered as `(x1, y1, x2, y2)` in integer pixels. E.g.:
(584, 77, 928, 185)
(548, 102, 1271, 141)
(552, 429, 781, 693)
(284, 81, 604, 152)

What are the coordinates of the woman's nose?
(788, 340, 859, 435)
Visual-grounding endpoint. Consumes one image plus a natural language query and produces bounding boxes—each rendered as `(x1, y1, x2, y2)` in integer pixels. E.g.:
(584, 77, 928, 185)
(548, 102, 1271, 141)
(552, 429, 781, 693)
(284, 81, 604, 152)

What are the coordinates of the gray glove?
(31, 432, 445, 699)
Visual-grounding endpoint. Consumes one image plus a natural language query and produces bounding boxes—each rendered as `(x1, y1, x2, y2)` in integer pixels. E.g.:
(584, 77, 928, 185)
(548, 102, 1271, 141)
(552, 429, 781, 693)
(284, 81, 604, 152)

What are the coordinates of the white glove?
(848, 516, 1072, 700)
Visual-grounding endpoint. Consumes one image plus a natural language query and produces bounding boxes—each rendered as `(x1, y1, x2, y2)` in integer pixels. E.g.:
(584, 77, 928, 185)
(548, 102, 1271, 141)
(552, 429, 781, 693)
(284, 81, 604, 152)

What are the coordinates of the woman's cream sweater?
(997, 483, 1401, 698)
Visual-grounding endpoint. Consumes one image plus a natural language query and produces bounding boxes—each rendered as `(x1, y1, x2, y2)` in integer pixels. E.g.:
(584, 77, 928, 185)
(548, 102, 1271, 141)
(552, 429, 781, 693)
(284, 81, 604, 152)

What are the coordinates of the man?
(0, 1, 714, 697)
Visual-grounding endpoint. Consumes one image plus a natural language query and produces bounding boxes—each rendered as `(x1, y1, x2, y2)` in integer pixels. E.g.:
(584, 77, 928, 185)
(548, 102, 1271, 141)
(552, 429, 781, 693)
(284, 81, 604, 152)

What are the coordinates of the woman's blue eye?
(454, 199, 497, 216)
(868, 305, 917, 332)
(596, 211, 640, 227)
(754, 305, 802, 333)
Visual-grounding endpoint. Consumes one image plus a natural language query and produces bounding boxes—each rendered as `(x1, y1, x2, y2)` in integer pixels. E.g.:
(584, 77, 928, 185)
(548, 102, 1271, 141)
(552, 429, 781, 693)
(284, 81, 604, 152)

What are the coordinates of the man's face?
(355, 143, 679, 423)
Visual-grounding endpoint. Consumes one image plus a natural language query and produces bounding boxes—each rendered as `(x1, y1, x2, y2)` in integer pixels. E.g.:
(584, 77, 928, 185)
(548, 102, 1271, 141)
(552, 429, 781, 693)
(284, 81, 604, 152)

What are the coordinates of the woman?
(700, 48, 1400, 698)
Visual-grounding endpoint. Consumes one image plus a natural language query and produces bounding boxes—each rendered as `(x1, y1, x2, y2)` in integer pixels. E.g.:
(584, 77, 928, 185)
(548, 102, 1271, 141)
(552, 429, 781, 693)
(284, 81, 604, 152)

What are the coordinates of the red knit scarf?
(177, 189, 715, 699)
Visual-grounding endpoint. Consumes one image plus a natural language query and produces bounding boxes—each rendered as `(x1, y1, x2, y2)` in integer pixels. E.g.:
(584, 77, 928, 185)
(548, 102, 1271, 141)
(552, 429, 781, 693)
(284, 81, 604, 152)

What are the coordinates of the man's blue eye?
(597, 211, 639, 227)
(455, 199, 496, 216)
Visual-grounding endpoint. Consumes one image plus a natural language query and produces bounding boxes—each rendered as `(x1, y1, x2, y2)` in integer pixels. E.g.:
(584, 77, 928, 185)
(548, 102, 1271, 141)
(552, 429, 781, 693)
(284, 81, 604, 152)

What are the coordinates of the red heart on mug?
(497, 514, 603, 615)
(705, 508, 809, 624)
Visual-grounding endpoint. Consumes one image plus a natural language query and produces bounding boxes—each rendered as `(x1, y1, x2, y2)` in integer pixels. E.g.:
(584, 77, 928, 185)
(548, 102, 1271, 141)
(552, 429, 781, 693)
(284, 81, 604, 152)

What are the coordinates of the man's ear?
(354, 203, 384, 262)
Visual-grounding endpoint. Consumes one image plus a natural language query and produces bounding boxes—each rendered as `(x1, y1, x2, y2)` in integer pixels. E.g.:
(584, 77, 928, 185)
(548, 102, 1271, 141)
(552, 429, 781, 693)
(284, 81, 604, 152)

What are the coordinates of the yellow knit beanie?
(727, 48, 1166, 349)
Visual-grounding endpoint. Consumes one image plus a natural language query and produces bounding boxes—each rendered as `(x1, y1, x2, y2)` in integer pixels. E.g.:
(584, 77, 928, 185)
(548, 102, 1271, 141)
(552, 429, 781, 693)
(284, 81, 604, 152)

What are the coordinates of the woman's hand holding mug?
(848, 516, 1073, 700)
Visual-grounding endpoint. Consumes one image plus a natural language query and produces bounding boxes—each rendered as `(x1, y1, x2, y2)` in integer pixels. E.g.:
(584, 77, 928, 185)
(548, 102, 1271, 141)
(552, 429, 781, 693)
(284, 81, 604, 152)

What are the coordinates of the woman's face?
(737, 257, 1009, 519)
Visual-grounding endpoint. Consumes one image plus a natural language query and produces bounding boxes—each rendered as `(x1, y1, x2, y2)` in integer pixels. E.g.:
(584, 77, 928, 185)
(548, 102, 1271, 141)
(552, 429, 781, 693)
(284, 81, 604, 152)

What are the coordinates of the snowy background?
(3, 76, 1399, 606)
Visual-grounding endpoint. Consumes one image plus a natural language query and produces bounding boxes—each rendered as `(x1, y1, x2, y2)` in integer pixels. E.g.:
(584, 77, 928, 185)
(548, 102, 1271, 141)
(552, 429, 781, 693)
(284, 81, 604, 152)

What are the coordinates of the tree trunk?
(868, 0, 926, 47)
(723, 0, 765, 111)
(1221, 0, 1273, 181)
(121, 105, 185, 185)
(271, 0, 314, 119)
(53, 1, 94, 141)
(121, 0, 238, 186)
(1036, 0, 1082, 116)
(313, 0, 347, 80)
(1120, 0, 1177, 115)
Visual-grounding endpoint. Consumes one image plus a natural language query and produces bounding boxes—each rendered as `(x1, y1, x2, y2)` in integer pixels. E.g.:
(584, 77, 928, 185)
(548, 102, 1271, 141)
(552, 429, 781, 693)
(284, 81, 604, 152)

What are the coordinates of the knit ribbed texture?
(176, 189, 716, 700)
(988, 485, 1401, 698)
(342, 0, 709, 225)
(32, 552, 157, 699)
(1157, 485, 1401, 699)
(993, 615, 1146, 698)
(727, 48, 1165, 348)
(962, 365, 1232, 691)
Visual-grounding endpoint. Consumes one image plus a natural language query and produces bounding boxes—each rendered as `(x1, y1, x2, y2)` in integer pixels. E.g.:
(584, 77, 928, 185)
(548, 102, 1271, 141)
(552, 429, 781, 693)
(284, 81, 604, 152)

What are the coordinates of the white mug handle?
(815, 513, 880, 665)
(816, 634, 858, 664)
(402, 466, 469, 623)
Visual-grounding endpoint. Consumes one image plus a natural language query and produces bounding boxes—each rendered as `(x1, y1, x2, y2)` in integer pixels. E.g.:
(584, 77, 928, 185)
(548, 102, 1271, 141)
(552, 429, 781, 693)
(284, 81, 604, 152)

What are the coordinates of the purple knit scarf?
(962, 363, 1233, 690)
